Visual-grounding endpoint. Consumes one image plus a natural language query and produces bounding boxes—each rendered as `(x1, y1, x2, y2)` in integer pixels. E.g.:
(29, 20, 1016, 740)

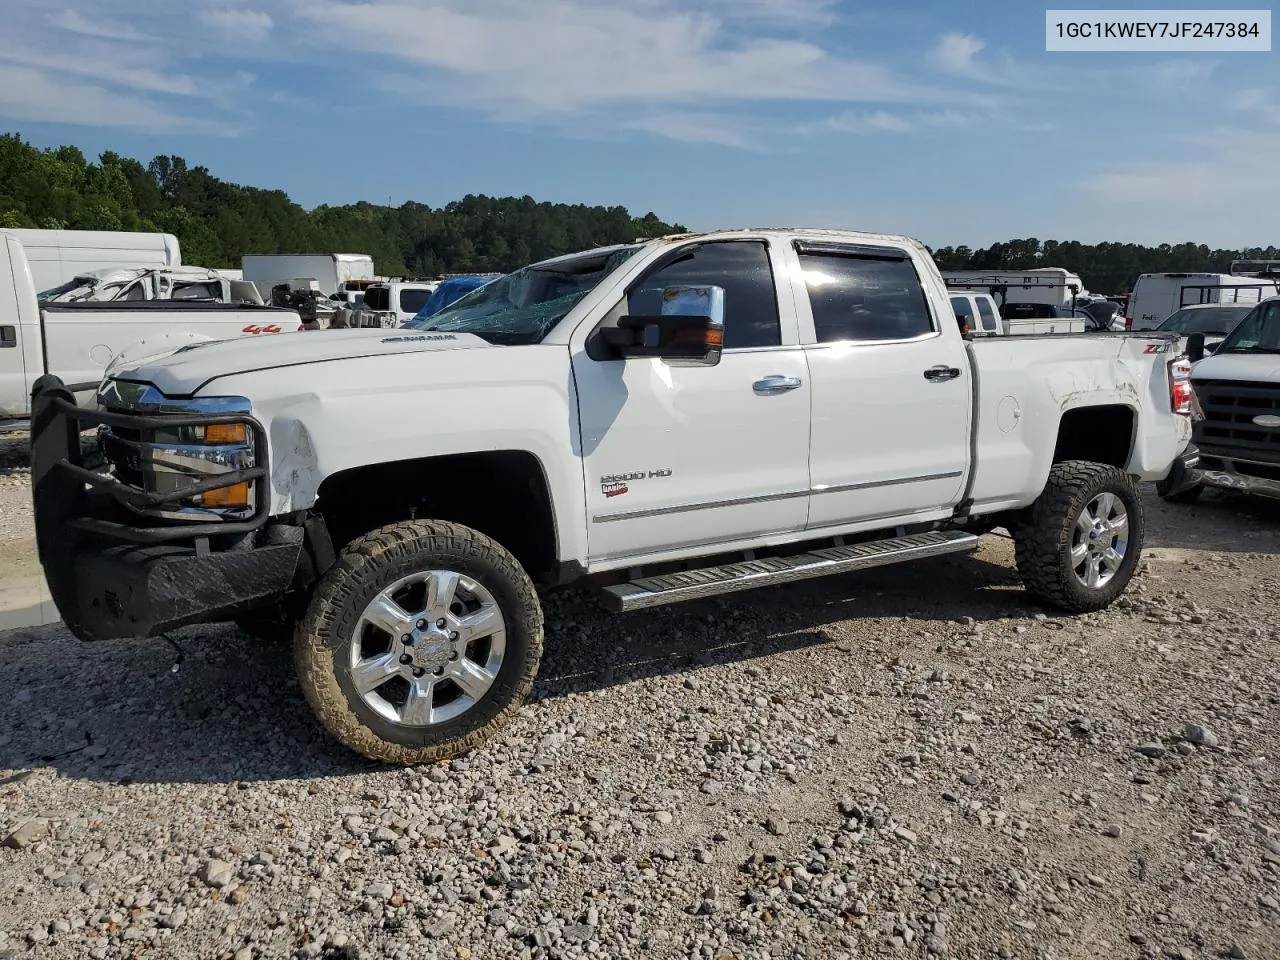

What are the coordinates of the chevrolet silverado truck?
(29, 229, 1195, 764)
(1158, 297, 1280, 503)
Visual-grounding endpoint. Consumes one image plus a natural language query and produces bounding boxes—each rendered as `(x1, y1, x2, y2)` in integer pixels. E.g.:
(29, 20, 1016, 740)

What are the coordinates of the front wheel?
(294, 520, 543, 764)
(1014, 461, 1145, 613)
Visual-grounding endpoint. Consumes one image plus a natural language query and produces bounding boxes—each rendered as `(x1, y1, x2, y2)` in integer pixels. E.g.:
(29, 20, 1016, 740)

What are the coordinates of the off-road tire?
(1014, 460, 1145, 613)
(294, 519, 543, 764)
(1155, 477, 1204, 504)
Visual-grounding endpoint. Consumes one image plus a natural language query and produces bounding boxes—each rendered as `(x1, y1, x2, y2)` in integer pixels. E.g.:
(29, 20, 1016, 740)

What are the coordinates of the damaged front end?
(30, 375, 306, 641)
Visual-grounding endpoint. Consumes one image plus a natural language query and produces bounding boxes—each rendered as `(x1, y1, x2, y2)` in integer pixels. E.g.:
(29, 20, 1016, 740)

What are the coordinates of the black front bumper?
(30, 375, 305, 641)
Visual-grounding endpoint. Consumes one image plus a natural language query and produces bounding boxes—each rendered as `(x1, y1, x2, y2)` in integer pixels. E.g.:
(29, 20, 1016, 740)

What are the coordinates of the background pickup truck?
(30, 228, 1195, 764)
(1, 232, 300, 422)
(1158, 297, 1280, 503)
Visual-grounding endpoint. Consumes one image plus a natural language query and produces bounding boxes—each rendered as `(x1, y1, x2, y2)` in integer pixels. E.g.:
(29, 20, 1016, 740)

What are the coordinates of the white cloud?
(932, 32, 988, 80)
(49, 9, 151, 42)
(622, 110, 755, 148)
(0, 63, 228, 134)
(1082, 131, 1280, 244)
(198, 8, 275, 41)
(0, 45, 199, 97)
(823, 109, 913, 133)
(292, 0, 968, 118)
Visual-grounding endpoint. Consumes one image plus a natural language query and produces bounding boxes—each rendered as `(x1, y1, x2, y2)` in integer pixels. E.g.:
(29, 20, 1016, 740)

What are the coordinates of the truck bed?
(965, 331, 1187, 513)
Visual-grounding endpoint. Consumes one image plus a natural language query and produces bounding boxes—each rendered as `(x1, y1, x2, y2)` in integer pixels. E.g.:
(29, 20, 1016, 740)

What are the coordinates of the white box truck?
(3, 229, 182, 294)
(241, 254, 375, 297)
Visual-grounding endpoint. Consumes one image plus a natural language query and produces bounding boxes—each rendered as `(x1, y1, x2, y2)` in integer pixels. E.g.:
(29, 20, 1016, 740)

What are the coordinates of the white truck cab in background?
(356, 280, 439, 326)
(2, 228, 182, 293)
(948, 291, 1005, 334)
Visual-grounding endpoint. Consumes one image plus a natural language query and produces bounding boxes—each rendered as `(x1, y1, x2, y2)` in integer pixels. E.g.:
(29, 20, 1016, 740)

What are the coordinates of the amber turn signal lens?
(200, 482, 250, 508)
(205, 423, 247, 444)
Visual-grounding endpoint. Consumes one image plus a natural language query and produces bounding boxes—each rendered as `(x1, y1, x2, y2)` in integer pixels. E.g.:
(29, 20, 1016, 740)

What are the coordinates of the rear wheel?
(1015, 461, 1145, 613)
(294, 519, 543, 764)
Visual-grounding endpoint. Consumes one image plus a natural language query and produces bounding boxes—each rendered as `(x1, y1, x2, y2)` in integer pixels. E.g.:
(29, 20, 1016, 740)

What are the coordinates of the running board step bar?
(599, 530, 980, 613)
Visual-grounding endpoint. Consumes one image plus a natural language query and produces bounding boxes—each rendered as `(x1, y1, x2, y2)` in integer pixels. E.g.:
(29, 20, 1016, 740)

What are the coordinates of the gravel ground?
(0, 468, 1277, 960)
(0, 435, 34, 545)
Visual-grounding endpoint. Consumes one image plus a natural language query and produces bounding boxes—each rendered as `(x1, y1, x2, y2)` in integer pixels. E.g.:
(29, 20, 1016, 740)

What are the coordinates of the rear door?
(571, 238, 812, 565)
(789, 239, 972, 529)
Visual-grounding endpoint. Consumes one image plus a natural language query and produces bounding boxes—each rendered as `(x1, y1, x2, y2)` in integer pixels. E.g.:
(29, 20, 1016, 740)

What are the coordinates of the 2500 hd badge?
(600, 468, 672, 498)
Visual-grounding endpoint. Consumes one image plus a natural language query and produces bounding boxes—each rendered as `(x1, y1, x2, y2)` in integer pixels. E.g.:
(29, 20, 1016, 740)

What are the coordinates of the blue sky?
(1, 0, 1277, 248)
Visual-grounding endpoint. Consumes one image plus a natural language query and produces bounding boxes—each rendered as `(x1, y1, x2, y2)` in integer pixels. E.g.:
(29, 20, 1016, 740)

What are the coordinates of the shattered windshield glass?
(37, 276, 97, 302)
(405, 245, 642, 345)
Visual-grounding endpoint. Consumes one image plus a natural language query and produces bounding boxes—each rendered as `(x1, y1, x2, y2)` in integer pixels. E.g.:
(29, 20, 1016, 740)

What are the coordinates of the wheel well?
(314, 451, 559, 584)
(1052, 405, 1135, 469)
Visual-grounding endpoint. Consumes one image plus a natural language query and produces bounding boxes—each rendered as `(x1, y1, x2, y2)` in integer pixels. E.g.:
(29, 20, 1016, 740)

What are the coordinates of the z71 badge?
(600, 469, 672, 498)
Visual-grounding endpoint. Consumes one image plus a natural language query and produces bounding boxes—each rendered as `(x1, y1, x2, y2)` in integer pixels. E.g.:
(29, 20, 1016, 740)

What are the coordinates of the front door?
(571, 239, 812, 566)
(789, 241, 972, 529)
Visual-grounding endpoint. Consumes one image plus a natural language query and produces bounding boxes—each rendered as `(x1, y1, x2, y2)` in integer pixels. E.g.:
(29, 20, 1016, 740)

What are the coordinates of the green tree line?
(0, 133, 685, 276)
(2, 133, 1276, 292)
(931, 238, 1280, 296)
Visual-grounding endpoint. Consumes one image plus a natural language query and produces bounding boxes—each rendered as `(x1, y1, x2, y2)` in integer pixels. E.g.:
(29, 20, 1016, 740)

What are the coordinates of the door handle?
(923, 365, 962, 383)
(753, 375, 803, 395)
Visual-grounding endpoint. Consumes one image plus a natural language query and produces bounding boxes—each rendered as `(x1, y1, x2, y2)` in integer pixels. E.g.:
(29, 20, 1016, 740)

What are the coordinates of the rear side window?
(800, 250, 934, 343)
(950, 296, 974, 332)
(629, 241, 781, 349)
(400, 289, 431, 314)
(976, 297, 998, 330)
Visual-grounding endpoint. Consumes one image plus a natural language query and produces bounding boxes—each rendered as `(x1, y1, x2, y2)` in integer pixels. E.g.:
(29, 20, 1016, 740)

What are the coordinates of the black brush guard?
(30, 375, 304, 641)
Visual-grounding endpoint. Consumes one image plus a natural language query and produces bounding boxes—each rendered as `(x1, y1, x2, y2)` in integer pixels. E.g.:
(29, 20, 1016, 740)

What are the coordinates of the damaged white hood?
(104, 328, 494, 397)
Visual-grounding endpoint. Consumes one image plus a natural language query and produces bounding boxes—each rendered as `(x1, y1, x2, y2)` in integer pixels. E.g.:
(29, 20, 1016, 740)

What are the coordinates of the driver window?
(627, 241, 781, 349)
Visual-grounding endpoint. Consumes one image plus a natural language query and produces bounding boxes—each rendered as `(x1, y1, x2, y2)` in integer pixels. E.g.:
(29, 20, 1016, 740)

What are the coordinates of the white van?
(1127, 272, 1279, 331)
(2, 229, 181, 294)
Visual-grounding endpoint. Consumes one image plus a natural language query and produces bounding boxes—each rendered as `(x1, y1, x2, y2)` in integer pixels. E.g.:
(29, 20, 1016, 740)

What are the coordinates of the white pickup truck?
(1157, 297, 1280, 503)
(1, 233, 300, 422)
(29, 229, 1195, 764)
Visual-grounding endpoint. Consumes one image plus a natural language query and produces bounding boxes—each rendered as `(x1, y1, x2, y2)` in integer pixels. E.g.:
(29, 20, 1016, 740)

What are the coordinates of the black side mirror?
(601, 285, 726, 366)
(1186, 332, 1206, 363)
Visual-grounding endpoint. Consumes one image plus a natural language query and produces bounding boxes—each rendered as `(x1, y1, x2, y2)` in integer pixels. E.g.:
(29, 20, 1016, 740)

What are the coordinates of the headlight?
(96, 382, 259, 520)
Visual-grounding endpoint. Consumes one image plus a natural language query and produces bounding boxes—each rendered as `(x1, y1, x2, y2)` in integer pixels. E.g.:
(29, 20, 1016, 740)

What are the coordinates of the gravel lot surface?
(0, 460, 1277, 960)
(0, 435, 34, 545)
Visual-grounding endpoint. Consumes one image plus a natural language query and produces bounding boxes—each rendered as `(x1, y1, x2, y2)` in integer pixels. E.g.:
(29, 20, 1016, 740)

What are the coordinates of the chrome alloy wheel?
(348, 570, 506, 727)
(1070, 492, 1129, 589)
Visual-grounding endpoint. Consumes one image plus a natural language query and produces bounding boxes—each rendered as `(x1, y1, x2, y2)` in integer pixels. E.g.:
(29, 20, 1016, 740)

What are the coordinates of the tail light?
(1168, 355, 1195, 415)
(1124, 316, 1133, 330)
